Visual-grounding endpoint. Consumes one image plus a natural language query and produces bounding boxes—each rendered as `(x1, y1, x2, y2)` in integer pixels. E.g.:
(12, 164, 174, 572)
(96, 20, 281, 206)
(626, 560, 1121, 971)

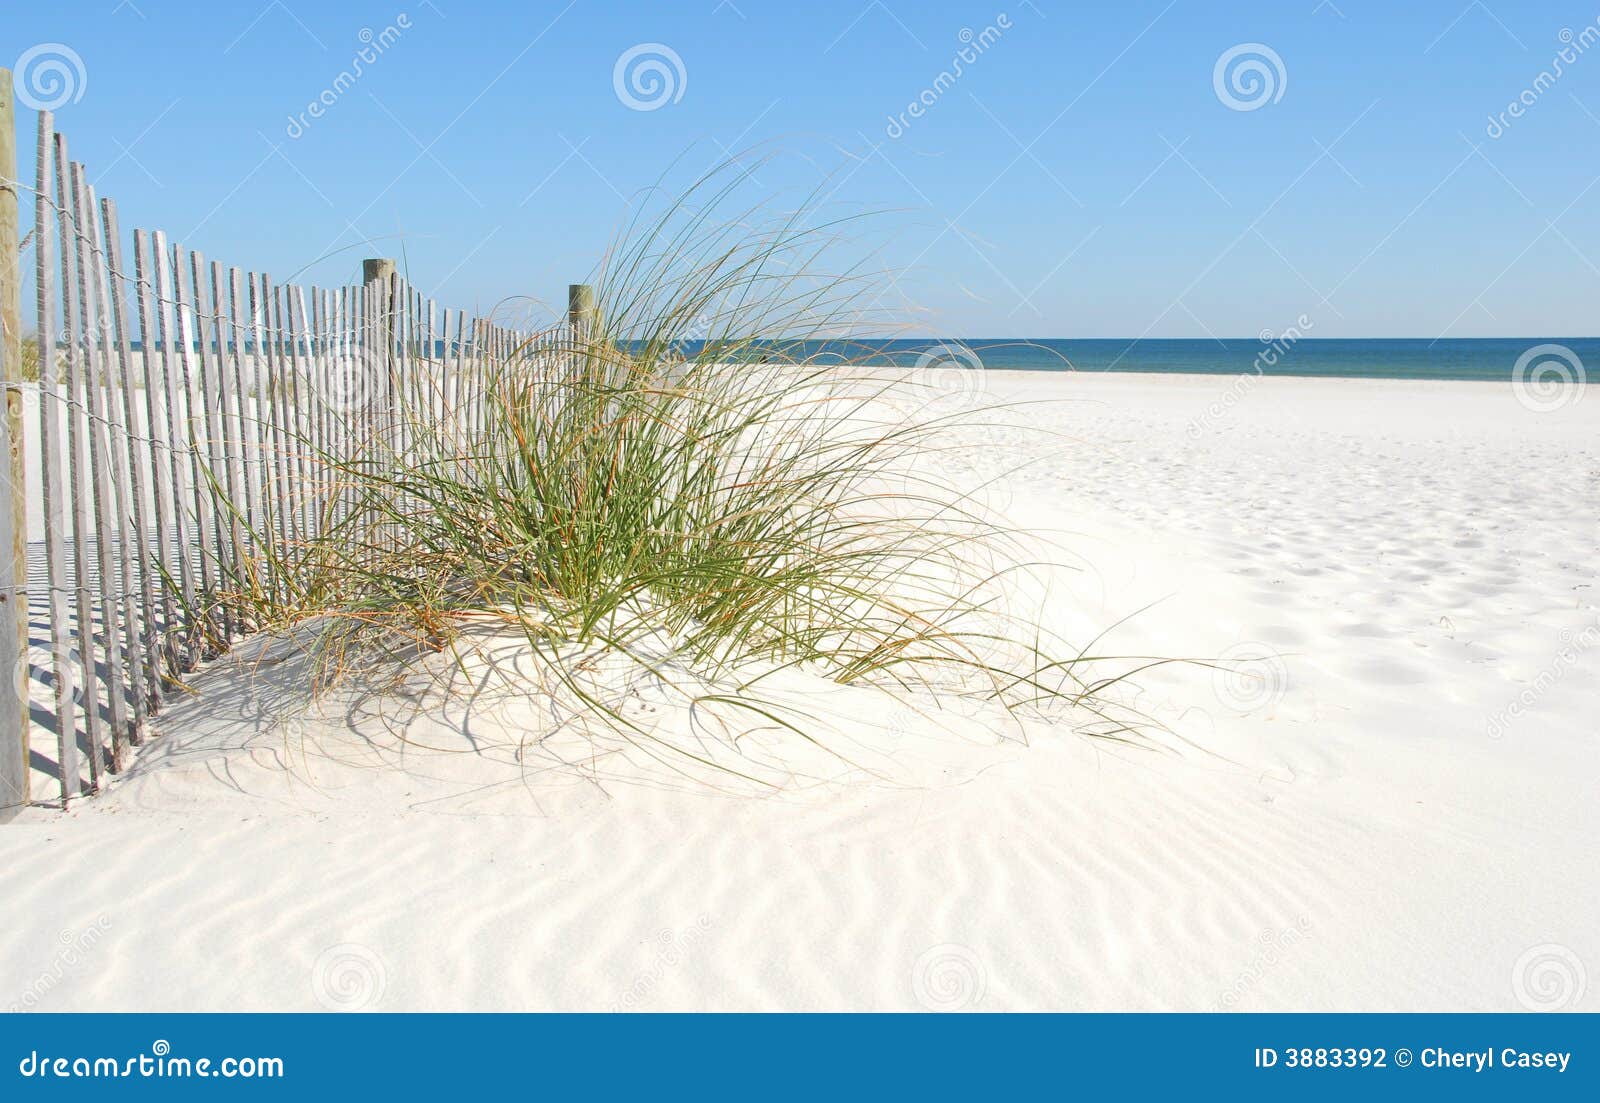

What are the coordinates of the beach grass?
(212, 160, 1146, 780)
(19, 335, 42, 382)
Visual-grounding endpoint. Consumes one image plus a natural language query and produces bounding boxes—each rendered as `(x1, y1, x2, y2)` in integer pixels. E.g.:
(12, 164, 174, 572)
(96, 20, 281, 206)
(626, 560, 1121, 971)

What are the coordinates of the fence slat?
(99, 198, 155, 732)
(275, 284, 302, 548)
(455, 314, 464, 461)
(365, 285, 376, 499)
(83, 177, 142, 755)
(52, 138, 103, 789)
(208, 260, 244, 632)
(255, 277, 281, 567)
(424, 297, 437, 440)
(227, 267, 259, 591)
(305, 288, 323, 541)
(269, 281, 299, 558)
(351, 282, 368, 527)
(33, 113, 79, 801)
(414, 294, 426, 444)
(173, 243, 220, 660)
(288, 287, 316, 543)
(87, 185, 147, 742)
(249, 274, 283, 600)
(69, 164, 131, 769)
(132, 230, 178, 691)
(190, 252, 232, 641)
(331, 286, 348, 526)
(318, 287, 336, 538)
(152, 231, 196, 668)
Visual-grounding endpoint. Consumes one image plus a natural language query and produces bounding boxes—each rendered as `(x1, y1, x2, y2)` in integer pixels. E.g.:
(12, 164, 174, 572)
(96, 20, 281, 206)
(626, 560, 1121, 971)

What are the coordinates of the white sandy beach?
(2, 369, 1595, 1012)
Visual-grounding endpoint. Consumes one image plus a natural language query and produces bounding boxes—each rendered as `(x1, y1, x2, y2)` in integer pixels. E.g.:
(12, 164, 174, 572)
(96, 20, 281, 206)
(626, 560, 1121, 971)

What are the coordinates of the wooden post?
(568, 283, 595, 334)
(0, 342, 22, 812)
(361, 259, 395, 454)
(362, 258, 395, 351)
(361, 260, 395, 359)
(361, 257, 395, 289)
(0, 69, 27, 807)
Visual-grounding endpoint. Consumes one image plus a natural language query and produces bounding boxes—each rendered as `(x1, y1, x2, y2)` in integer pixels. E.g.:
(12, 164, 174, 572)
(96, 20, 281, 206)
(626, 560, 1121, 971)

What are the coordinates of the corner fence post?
(362, 257, 396, 291)
(0, 69, 28, 810)
(362, 256, 396, 372)
(568, 283, 595, 336)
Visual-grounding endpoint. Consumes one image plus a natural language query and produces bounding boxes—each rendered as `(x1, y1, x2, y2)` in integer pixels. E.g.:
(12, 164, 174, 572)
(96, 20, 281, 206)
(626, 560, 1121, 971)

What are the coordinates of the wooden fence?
(0, 103, 588, 810)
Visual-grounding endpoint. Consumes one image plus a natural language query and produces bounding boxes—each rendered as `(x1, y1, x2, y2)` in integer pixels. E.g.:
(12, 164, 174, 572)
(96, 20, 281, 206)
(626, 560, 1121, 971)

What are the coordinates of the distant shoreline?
(40, 336, 1597, 384)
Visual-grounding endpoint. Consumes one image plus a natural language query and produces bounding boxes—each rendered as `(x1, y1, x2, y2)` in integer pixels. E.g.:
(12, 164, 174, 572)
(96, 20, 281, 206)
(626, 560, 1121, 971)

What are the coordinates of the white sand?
(3, 371, 1596, 1012)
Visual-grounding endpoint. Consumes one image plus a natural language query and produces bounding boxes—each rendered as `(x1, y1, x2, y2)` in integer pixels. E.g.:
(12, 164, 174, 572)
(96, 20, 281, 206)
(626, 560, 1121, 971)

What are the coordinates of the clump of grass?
(18, 335, 43, 382)
(217, 159, 1149, 782)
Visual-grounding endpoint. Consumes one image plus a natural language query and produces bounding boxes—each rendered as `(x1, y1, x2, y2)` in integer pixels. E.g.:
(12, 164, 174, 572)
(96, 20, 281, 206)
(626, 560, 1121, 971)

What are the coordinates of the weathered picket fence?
(0, 101, 588, 811)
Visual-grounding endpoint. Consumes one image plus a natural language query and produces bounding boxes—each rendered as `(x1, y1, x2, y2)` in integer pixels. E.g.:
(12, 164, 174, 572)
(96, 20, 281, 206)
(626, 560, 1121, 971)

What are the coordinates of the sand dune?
(3, 371, 1595, 1011)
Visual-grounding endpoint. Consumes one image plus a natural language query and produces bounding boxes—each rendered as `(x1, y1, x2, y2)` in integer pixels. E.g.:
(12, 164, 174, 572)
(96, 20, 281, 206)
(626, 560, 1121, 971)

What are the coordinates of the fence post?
(362, 259, 397, 461)
(362, 257, 396, 290)
(0, 339, 20, 813)
(362, 256, 396, 384)
(0, 69, 29, 810)
(568, 283, 595, 335)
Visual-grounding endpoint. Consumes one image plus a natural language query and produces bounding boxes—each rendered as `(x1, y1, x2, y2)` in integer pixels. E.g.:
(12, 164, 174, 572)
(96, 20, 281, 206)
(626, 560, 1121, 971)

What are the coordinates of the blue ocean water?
(738, 337, 1600, 382)
(133, 337, 1597, 383)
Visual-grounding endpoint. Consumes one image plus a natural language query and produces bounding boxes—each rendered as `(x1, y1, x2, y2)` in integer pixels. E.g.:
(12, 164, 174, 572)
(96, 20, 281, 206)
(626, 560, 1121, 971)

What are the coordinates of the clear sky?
(7, 0, 1599, 336)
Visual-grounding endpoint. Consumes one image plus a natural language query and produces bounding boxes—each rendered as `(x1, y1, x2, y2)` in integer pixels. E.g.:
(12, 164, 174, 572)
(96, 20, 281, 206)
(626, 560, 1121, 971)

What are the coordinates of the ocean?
(125, 337, 1597, 384)
(716, 337, 1600, 383)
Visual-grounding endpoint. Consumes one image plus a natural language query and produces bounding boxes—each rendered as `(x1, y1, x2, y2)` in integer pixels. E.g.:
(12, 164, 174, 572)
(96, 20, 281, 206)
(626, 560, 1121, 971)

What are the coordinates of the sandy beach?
(2, 369, 1595, 1012)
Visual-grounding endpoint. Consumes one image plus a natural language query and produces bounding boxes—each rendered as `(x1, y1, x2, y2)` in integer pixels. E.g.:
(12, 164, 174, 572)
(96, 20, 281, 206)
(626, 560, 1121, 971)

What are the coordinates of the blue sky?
(7, 0, 1599, 336)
